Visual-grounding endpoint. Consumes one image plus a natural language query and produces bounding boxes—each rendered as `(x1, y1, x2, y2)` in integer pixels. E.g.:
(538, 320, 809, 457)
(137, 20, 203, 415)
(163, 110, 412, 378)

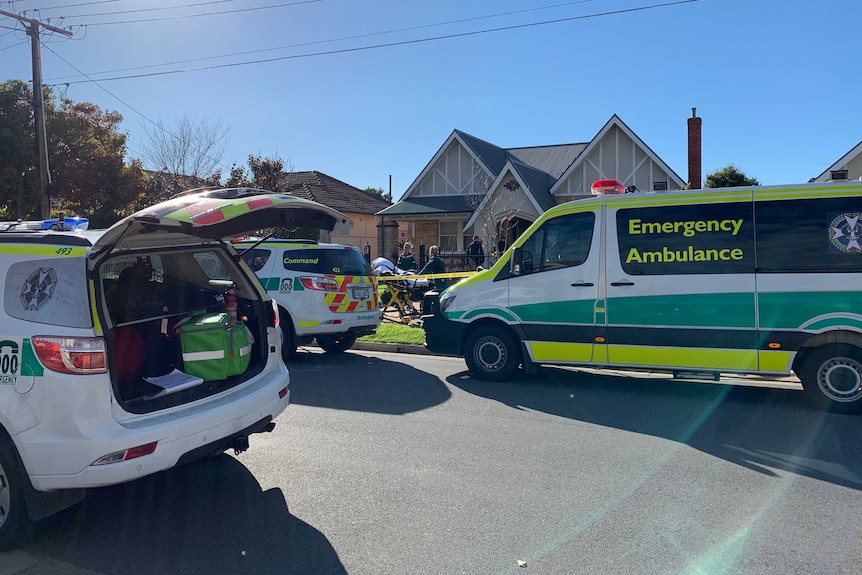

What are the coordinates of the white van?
(234, 239, 380, 358)
(422, 180, 862, 413)
(0, 188, 349, 549)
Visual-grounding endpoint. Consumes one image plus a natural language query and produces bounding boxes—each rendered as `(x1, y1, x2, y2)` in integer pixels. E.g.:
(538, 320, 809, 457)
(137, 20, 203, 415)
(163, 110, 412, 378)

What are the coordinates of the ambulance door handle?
(571, 282, 594, 287)
(610, 280, 635, 287)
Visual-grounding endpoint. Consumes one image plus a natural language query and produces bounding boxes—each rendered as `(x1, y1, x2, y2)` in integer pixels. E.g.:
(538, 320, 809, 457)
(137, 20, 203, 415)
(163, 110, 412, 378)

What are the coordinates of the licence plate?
(352, 288, 370, 300)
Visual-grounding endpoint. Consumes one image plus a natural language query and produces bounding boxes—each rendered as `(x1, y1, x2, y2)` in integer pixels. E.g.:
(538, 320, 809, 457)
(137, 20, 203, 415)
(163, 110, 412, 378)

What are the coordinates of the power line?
(31, 1, 120, 11)
(52, 0, 241, 17)
(44, 0, 603, 82)
(41, 42, 233, 172)
(77, 0, 322, 26)
(0, 39, 26, 50)
(58, 0, 700, 85)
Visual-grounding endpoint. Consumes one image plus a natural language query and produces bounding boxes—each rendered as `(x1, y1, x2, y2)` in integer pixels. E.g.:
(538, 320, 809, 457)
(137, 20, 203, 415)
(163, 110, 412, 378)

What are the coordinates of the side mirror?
(510, 246, 522, 277)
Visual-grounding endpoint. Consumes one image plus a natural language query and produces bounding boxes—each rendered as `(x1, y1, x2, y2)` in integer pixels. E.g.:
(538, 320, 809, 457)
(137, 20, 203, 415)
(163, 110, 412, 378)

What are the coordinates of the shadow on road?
(27, 454, 345, 575)
(286, 349, 451, 414)
(448, 367, 862, 490)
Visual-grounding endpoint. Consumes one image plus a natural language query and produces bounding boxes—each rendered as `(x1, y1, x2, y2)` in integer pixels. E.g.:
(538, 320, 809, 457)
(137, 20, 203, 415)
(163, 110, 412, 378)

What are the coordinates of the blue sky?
(2, 0, 860, 201)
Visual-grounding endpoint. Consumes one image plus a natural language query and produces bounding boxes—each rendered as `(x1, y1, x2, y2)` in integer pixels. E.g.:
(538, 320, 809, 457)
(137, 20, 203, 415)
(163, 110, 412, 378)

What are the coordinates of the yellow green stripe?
(0, 246, 87, 256)
(759, 350, 793, 372)
(607, 345, 759, 370)
(529, 341, 593, 362)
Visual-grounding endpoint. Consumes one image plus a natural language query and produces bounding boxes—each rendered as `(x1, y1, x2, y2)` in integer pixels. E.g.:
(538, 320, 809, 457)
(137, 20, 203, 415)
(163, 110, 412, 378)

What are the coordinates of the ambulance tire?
(316, 334, 357, 354)
(465, 325, 520, 381)
(279, 308, 297, 362)
(0, 432, 34, 551)
(800, 343, 862, 413)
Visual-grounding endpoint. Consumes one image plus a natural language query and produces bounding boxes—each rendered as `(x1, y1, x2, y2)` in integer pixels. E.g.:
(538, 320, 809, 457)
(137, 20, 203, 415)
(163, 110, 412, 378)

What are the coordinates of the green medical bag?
(178, 312, 252, 381)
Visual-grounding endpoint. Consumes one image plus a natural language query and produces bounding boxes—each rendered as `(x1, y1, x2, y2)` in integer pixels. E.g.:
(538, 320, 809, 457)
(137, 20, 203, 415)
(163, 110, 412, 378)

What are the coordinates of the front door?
(507, 207, 602, 365)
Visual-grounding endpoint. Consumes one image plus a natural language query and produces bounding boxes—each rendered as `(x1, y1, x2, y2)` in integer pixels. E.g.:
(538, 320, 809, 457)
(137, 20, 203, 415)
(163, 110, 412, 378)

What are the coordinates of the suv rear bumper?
(18, 363, 290, 492)
(294, 311, 382, 338)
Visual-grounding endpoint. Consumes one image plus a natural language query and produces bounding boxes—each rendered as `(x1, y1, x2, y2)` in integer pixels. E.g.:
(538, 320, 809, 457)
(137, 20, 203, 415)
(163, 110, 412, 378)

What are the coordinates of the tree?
(48, 97, 147, 222)
(0, 80, 146, 224)
(0, 80, 40, 219)
(364, 186, 387, 200)
(705, 164, 760, 188)
(140, 113, 228, 182)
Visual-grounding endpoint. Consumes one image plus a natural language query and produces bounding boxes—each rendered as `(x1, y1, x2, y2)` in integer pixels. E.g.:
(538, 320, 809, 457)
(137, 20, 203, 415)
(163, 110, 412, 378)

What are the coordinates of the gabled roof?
(392, 115, 682, 222)
(550, 114, 684, 194)
(811, 140, 862, 183)
(280, 171, 391, 215)
(455, 130, 509, 175)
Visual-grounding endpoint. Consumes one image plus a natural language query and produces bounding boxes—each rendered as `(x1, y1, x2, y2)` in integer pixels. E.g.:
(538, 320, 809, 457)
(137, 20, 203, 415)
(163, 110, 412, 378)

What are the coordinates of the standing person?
(419, 245, 448, 290)
(397, 242, 417, 271)
(466, 235, 485, 268)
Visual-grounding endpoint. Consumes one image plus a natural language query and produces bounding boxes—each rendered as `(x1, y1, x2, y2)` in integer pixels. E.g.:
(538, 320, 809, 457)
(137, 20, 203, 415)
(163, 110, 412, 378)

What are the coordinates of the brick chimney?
(687, 108, 702, 189)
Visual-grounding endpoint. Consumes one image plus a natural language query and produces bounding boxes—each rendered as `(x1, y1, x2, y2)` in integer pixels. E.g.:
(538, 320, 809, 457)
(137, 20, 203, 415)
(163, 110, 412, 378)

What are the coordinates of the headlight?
(439, 292, 456, 313)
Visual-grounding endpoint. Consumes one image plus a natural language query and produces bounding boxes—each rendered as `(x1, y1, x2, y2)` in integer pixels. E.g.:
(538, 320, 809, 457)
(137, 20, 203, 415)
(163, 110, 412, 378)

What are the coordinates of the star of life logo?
(830, 213, 862, 252)
(20, 267, 58, 311)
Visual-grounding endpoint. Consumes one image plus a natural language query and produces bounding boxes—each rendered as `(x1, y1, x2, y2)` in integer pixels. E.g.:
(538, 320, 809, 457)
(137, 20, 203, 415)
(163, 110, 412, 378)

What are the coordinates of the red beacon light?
(591, 179, 626, 195)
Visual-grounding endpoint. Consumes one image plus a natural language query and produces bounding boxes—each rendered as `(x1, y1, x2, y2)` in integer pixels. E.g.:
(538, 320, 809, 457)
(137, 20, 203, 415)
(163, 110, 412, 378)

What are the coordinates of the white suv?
(235, 240, 381, 358)
(0, 188, 349, 549)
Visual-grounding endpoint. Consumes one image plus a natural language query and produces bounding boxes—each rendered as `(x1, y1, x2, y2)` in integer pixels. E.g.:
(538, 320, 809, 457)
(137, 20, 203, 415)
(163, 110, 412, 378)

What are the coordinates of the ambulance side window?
(518, 212, 595, 276)
(756, 197, 862, 273)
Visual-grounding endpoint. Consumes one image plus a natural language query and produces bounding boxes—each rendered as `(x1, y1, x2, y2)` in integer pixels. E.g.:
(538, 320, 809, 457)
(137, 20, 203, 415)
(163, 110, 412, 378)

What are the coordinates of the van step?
(673, 371, 721, 381)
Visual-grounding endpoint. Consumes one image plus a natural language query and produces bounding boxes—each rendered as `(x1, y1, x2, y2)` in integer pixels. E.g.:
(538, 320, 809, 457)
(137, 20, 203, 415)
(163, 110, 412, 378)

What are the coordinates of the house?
(810, 140, 862, 183)
(377, 114, 684, 266)
(278, 171, 392, 252)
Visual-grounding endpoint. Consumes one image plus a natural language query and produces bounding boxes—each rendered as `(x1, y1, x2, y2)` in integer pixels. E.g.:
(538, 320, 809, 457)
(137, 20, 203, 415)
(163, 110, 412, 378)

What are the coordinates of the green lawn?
(358, 322, 425, 345)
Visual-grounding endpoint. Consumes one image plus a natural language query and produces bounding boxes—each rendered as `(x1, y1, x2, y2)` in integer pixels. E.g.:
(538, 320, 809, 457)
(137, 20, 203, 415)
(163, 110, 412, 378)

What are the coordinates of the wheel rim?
(473, 336, 507, 372)
(0, 459, 10, 530)
(817, 356, 862, 403)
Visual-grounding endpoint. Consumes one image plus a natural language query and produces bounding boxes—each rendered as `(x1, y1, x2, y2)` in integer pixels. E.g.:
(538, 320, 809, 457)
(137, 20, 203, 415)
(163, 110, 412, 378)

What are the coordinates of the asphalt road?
(4, 349, 862, 575)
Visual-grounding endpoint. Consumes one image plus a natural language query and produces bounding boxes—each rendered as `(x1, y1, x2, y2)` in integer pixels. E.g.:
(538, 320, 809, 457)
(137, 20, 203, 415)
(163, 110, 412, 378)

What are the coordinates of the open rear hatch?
(92, 189, 351, 414)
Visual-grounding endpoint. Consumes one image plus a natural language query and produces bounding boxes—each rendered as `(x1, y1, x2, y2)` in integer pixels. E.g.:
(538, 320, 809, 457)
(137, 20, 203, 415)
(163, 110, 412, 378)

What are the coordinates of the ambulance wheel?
(800, 344, 862, 413)
(465, 325, 520, 381)
(0, 433, 34, 551)
(279, 309, 297, 362)
(317, 334, 356, 354)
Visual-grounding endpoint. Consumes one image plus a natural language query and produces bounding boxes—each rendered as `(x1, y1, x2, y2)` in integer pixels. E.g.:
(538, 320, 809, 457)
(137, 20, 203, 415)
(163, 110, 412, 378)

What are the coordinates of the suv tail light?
(32, 336, 107, 374)
(271, 299, 279, 328)
(299, 276, 338, 291)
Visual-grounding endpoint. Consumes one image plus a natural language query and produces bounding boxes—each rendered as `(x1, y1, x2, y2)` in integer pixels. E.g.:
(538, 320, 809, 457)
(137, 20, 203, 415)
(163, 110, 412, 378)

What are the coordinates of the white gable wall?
(846, 154, 862, 180)
(417, 140, 493, 196)
(554, 124, 677, 197)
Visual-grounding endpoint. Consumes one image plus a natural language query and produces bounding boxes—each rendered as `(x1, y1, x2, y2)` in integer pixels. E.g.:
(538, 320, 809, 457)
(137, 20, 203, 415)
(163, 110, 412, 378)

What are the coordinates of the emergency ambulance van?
(422, 180, 862, 412)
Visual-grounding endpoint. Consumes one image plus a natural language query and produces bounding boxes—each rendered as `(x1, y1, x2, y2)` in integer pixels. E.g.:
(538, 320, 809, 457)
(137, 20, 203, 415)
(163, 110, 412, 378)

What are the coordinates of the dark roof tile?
(279, 171, 392, 215)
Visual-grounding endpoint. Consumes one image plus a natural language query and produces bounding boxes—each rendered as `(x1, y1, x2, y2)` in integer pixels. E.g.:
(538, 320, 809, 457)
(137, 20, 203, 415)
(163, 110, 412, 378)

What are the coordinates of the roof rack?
(0, 216, 89, 233)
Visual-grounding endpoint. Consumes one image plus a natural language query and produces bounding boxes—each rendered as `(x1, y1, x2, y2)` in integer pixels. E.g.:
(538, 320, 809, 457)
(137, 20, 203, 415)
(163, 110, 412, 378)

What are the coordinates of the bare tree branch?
(141, 113, 229, 180)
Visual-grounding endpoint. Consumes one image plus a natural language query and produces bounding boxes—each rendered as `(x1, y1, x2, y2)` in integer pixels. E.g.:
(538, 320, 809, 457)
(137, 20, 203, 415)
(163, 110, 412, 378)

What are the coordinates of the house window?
(439, 221, 461, 253)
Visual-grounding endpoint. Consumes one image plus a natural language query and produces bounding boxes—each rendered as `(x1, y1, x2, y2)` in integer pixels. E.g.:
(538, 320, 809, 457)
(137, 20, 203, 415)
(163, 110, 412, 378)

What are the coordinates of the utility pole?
(0, 9, 71, 218)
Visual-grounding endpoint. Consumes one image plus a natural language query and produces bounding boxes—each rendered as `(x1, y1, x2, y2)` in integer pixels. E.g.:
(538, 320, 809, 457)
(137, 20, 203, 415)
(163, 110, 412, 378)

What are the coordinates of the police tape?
(376, 271, 477, 281)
